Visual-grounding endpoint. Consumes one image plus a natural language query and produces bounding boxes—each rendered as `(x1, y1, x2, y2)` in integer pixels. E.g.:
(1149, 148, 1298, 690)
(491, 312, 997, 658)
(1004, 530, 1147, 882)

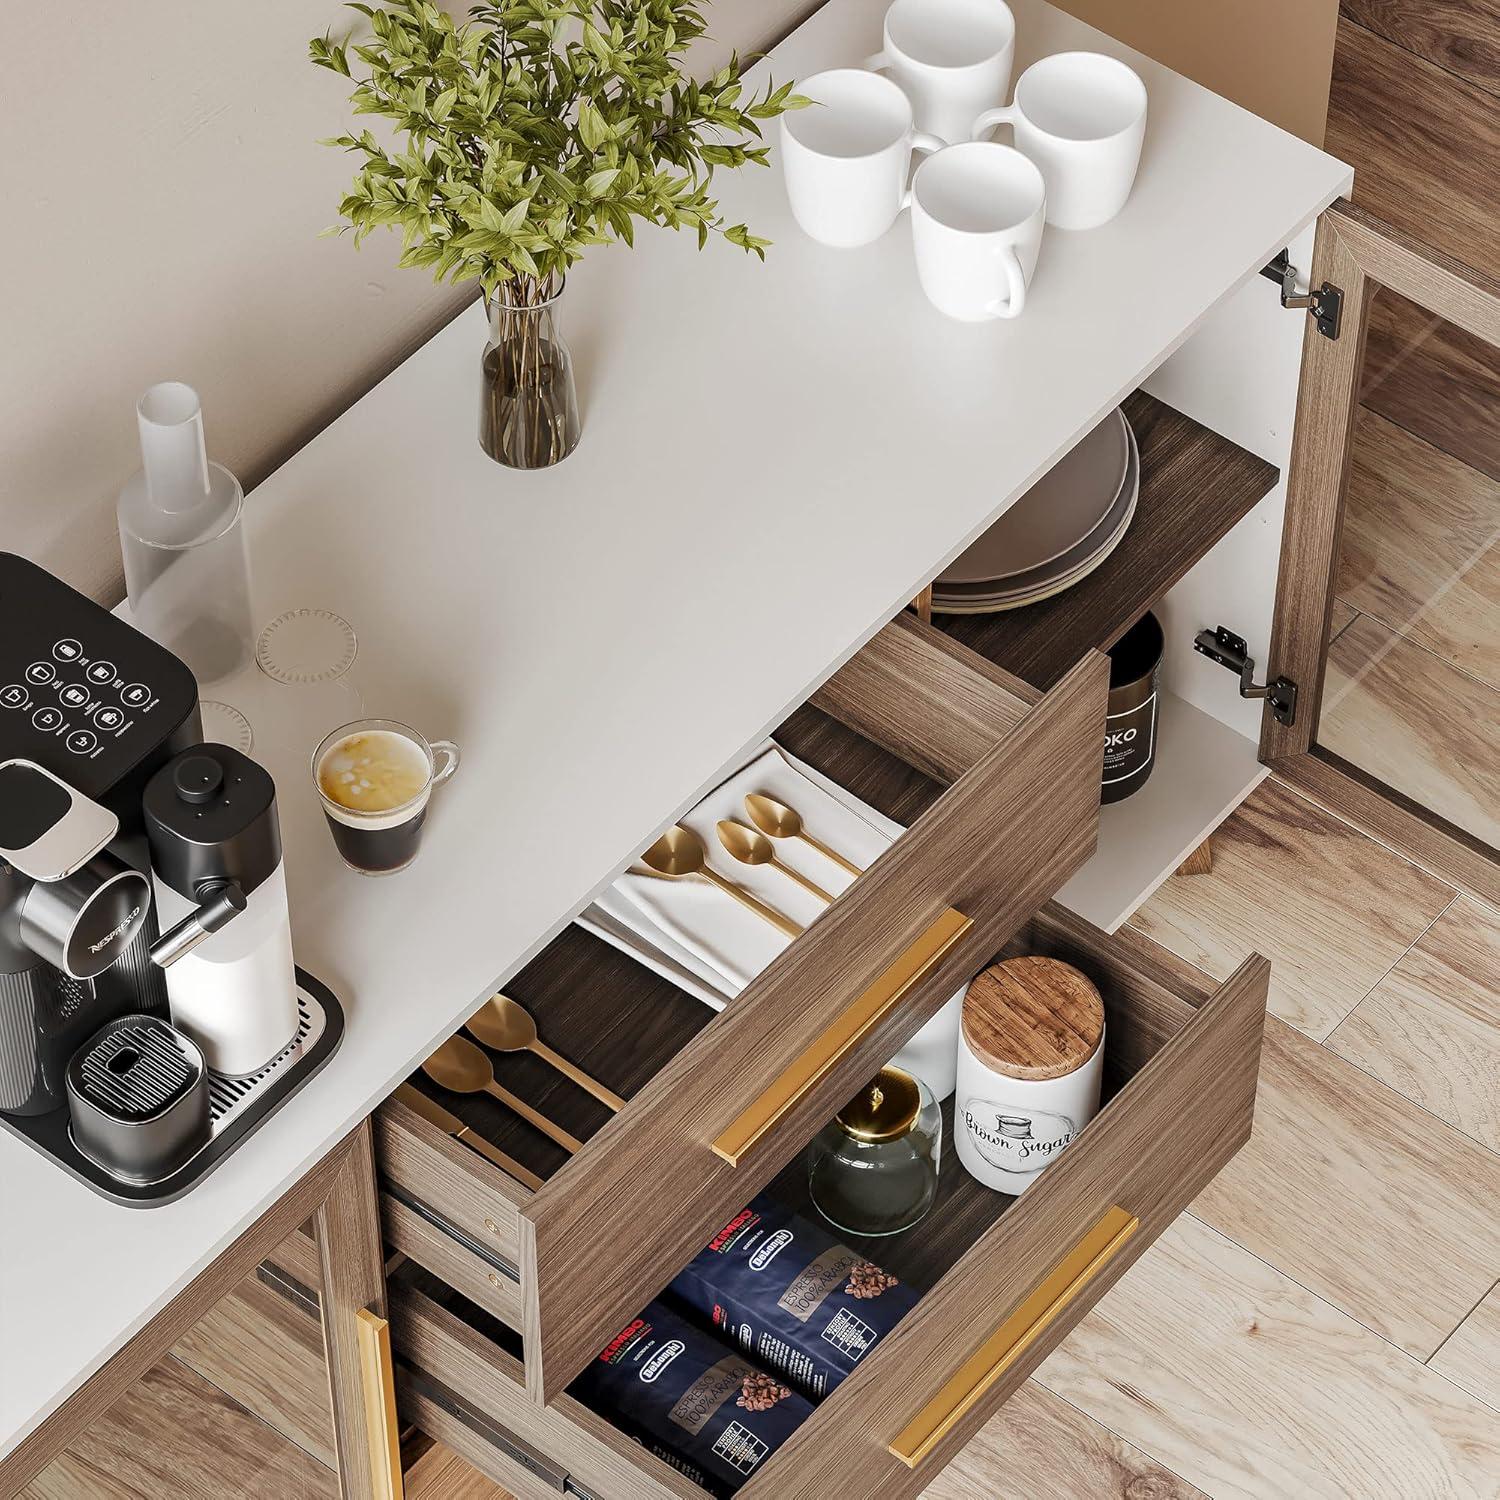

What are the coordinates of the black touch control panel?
(0, 553, 199, 801)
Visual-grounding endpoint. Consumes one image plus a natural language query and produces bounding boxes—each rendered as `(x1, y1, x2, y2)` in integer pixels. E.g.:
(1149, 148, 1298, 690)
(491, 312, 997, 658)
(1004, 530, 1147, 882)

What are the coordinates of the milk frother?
(145, 744, 299, 1076)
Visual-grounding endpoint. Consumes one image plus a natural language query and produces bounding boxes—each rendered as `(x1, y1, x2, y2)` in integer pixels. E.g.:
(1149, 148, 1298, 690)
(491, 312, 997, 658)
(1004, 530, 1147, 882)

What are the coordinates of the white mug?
(781, 69, 943, 248)
(910, 142, 1046, 321)
(863, 0, 1016, 144)
(973, 51, 1147, 230)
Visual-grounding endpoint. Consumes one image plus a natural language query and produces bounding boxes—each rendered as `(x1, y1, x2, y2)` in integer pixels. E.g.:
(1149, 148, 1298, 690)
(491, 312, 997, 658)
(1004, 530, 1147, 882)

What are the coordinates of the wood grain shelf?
(940, 391, 1279, 690)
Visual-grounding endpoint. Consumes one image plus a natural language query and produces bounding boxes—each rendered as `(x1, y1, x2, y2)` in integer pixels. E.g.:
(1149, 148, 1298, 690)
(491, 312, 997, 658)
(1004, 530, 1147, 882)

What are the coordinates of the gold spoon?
(422, 1035, 583, 1154)
(716, 820, 835, 905)
(743, 793, 864, 878)
(467, 994, 626, 1113)
(639, 826, 803, 939)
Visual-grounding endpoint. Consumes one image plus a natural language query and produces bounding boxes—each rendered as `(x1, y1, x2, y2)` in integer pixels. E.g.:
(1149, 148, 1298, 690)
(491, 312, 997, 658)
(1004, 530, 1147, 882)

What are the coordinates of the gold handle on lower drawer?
(711, 906, 972, 1166)
(356, 1306, 405, 1499)
(888, 1205, 1139, 1468)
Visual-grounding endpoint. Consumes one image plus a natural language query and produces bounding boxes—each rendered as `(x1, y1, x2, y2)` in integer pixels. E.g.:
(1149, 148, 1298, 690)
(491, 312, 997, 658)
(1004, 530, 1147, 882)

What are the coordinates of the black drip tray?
(0, 968, 344, 1206)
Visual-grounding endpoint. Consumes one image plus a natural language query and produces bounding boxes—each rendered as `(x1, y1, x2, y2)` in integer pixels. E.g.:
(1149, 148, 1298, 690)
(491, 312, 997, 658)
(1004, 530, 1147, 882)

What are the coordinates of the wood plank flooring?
(923, 1383, 1208, 1500)
(1430, 1284, 1500, 1412)
(1031, 1216, 1500, 1500)
(1125, 778, 1453, 1038)
(1321, 613, 1500, 849)
(1328, 897, 1500, 1149)
(405, 1443, 518, 1499)
(1189, 1013, 1500, 1358)
(1009, 775, 1500, 1500)
(19, 1359, 337, 1500)
(169, 1264, 335, 1469)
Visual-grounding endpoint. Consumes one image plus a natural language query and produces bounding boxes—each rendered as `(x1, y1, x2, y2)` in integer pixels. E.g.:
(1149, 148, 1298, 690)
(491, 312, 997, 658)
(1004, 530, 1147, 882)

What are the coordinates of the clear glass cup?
(312, 718, 459, 876)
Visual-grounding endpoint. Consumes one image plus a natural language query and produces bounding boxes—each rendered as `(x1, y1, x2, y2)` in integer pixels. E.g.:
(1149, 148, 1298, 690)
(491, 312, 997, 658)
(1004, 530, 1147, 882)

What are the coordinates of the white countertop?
(0, 0, 1348, 1458)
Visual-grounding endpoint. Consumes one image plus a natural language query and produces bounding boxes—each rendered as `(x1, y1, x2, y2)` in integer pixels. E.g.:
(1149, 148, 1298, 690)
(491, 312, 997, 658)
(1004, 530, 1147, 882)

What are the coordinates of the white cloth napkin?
(577, 740, 963, 1098)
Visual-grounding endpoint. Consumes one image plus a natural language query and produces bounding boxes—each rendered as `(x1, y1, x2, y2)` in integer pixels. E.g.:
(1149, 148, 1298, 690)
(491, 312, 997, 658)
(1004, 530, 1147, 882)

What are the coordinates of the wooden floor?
(24, 779, 1498, 1500)
(926, 775, 1500, 1500)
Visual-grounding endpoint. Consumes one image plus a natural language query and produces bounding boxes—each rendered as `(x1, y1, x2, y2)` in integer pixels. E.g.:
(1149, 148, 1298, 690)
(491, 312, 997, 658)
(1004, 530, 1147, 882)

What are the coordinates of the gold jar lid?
(835, 1066, 921, 1143)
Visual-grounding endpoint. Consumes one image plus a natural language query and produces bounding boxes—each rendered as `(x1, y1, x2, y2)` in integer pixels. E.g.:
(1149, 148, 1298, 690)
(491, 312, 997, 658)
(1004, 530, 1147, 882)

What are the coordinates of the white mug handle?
(972, 103, 1018, 141)
(985, 246, 1028, 319)
(862, 48, 894, 74)
(898, 132, 945, 212)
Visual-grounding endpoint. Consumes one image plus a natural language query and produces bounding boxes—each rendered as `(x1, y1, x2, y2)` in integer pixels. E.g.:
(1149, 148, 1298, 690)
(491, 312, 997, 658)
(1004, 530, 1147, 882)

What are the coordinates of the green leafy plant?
(310, 0, 808, 306)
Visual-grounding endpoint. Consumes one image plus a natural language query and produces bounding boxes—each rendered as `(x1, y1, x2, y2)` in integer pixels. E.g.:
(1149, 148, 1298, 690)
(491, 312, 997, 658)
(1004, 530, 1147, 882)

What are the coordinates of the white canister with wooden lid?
(955, 956, 1105, 1194)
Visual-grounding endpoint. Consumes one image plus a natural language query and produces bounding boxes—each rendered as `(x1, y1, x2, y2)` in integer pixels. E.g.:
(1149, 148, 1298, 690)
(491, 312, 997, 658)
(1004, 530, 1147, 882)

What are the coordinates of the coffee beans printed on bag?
(669, 1193, 917, 1401)
(573, 1297, 813, 1496)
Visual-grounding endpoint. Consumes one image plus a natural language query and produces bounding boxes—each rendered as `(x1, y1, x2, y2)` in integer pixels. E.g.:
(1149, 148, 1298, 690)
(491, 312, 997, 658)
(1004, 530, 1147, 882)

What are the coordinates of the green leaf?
(576, 99, 609, 151)
(310, 0, 803, 288)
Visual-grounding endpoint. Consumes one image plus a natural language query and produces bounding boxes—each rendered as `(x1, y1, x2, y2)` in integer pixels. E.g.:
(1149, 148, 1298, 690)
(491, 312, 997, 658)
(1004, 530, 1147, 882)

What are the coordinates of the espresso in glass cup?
(313, 718, 459, 875)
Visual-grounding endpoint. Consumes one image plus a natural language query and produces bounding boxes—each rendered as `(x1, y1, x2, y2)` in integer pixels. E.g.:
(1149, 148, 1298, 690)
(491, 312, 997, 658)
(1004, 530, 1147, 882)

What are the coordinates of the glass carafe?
(117, 383, 253, 685)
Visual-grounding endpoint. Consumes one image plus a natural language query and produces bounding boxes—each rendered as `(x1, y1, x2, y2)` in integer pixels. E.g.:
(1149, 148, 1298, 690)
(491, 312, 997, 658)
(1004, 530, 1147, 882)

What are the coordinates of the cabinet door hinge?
(1261, 249, 1343, 340)
(1193, 626, 1299, 726)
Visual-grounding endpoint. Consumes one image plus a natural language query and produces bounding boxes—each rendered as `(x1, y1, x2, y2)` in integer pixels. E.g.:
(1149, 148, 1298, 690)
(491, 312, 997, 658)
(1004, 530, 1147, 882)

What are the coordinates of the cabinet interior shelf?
(941, 390, 1280, 691)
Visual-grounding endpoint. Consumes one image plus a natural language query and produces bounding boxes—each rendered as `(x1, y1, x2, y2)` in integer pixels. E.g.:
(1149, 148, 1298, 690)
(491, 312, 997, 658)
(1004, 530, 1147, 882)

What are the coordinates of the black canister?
(1102, 612, 1164, 804)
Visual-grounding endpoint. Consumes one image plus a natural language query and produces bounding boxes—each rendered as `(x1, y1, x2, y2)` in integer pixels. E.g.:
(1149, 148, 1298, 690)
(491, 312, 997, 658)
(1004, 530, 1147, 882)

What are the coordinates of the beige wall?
(0, 1, 816, 605)
(3, 0, 1331, 607)
(1057, 0, 1339, 145)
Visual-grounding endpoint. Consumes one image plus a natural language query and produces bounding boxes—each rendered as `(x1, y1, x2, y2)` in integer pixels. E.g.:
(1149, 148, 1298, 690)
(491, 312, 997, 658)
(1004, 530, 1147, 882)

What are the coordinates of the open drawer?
(374, 614, 1110, 1402)
(385, 909, 1268, 1499)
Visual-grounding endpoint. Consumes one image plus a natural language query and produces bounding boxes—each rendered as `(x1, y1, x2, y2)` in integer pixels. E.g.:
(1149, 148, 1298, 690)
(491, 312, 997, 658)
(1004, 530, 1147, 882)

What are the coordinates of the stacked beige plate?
(933, 408, 1138, 614)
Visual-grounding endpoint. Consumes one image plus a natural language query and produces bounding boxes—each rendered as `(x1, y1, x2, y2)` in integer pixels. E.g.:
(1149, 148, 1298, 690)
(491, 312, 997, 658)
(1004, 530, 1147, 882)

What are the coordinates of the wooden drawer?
(387, 908, 1269, 1499)
(380, 1188, 523, 1331)
(375, 614, 1109, 1402)
(389, 1266, 703, 1500)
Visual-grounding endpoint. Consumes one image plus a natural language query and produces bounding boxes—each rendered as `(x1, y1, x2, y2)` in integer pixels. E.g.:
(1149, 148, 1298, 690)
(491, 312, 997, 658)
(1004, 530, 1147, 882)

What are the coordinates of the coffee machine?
(0, 553, 342, 1202)
(0, 552, 202, 1115)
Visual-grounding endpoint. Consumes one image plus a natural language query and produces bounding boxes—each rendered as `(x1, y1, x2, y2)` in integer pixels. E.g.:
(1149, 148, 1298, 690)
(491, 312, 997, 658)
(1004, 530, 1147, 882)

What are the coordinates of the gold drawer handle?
(888, 1205, 1139, 1468)
(711, 907, 972, 1166)
(356, 1306, 405, 1499)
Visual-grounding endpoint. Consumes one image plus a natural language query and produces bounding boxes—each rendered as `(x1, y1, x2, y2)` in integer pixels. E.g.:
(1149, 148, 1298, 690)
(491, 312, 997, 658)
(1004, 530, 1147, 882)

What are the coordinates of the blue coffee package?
(572, 1297, 812, 1496)
(668, 1193, 918, 1401)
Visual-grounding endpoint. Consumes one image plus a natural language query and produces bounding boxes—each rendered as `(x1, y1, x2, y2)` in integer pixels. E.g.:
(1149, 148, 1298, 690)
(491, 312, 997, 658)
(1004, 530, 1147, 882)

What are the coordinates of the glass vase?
(479, 284, 581, 469)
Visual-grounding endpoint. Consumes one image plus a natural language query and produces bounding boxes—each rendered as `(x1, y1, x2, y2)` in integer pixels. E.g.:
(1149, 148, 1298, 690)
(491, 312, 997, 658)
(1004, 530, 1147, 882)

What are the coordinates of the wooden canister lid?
(961, 957, 1105, 1081)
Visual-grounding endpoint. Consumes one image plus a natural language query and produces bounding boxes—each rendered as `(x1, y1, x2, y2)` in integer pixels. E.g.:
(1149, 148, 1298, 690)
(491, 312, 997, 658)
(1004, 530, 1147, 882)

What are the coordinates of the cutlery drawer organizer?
(375, 613, 1112, 1405)
(383, 910, 1269, 1500)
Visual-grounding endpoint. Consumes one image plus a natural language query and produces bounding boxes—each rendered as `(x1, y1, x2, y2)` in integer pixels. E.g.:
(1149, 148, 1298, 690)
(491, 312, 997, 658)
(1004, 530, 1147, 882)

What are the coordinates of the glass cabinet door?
(1320, 285, 1500, 850)
(1265, 203, 1500, 902)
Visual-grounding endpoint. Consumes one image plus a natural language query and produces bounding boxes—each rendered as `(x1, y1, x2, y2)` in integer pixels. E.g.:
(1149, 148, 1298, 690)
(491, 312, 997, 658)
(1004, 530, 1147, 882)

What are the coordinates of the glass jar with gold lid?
(807, 1065, 941, 1237)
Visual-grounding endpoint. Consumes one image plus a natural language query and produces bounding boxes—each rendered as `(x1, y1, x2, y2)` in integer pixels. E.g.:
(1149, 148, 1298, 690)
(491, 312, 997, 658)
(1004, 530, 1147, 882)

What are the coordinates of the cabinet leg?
(912, 585, 934, 625)
(315, 1119, 403, 1500)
